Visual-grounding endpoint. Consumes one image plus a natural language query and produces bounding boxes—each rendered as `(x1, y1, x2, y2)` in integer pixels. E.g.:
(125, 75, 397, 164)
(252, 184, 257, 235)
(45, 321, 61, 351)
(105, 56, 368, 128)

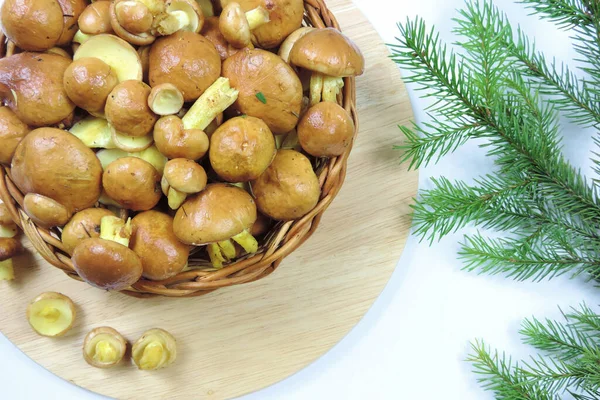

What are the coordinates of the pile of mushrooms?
(0, 0, 365, 289)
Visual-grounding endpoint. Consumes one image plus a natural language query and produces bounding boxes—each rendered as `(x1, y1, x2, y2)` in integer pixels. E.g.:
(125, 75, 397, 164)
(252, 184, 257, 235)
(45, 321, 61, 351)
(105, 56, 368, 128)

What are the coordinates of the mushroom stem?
(231, 229, 258, 254)
(217, 240, 236, 259)
(245, 6, 270, 30)
(0, 259, 14, 281)
(99, 216, 133, 247)
(207, 243, 227, 268)
(157, 10, 191, 35)
(167, 187, 187, 209)
(322, 76, 345, 103)
(182, 77, 239, 131)
(73, 30, 93, 44)
(309, 73, 324, 106)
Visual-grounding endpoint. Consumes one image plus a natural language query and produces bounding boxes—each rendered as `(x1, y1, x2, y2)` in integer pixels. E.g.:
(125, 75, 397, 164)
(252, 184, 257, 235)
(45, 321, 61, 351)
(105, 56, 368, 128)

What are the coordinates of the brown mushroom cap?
(102, 156, 161, 211)
(163, 159, 207, 193)
(297, 101, 355, 157)
(131, 210, 190, 281)
(23, 193, 71, 228)
(0, 203, 14, 227)
(202, 16, 249, 60)
(11, 128, 103, 213)
(0, 237, 22, 261)
(221, 0, 304, 49)
(114, 0, 153, 34)
(219, 2, 251, 48)
(56, 0, 88, 45)
(79, 1, 114, 34)
(72, 238, 143, 290)
(222, 49, 302, 134)
(251, 149, 320, 220)
(149, 31, 221, 102)
(173, 183, 257, 245)
(0, 107, 30, 165)
(105, 80, 158, 137)
(209, 116, 275, 182)
(1, 0, 64, 51)
(64, 57, 119, 115)
(26, 292, 76, 337)
(0, 53, 76, 127)
(289, 28, 365, 77)
(153, 116, 210, 160)
(62, 208, 116, 255)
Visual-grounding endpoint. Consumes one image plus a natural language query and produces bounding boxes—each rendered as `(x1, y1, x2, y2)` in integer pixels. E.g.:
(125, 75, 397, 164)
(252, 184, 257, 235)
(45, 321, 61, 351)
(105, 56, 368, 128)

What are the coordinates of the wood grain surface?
(0, 1, 418, 398)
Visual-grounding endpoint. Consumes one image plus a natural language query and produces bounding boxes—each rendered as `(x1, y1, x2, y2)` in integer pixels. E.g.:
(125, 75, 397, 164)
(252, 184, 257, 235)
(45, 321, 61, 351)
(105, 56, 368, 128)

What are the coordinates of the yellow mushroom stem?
(94, 340, 118, 363)
(309, 73, 345, 105)
(182, 77, 239, 131)
(99, 216, 133, 247)
(167, 187, 187, 209)
(73, 30, 93, 44)
(39, 306, 61, 322)
(245, 6, 270, 30)
(207, 229, 259, 268)
(0, 259, 14, 281)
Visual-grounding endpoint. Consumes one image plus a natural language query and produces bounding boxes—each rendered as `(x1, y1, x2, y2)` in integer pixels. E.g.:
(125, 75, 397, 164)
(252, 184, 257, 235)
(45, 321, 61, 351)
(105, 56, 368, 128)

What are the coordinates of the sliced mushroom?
(26, 292, 76, 337)
(132, 328, 177, 370)
(161, 158, 208, 209)
(83, 327, 127, 368)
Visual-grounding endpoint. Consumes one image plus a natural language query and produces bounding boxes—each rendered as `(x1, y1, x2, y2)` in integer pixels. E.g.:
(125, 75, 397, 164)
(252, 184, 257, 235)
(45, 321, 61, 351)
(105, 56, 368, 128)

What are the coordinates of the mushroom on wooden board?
(0, 53, 76, 127)
(132, 328, 177, 370)
(289, 28, 365, 105)
(173, 183, 259, 268)
(83, 327, 127, 368)
(26, 292, 76, 337)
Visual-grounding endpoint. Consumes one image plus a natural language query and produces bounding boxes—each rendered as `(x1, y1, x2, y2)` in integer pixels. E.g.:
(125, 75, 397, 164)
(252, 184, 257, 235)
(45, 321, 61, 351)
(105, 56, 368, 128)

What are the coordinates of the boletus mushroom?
(26, 292, 76, 337)
(251, 149, 320, 220)
(69, 116, 116, 149)
(297, 101, 355, 157)
(219, 1, 269, 48)
(63, 57, 119, 116)
(74, 34, 143, 82)
(103, 157, 161, 211)
(173, 183, 258, 268)
(131, 210, 190, 280)
(149, 31, 221, 102)
(71, 215, 143, 290)
(78, 1, 114, 35)
(23, 193, 72, 229)
(147, 83, 185, 116)
(220, 0, 304, 49)
(132, 328, 177, 370)
(83, 327, 127, 368)
(0, 201, 20, 281)
(222, 48, 302, 134)
(202, 16, 253, 60)
(96, 145, 167, 175)
(1, 0, 87, 51)
(0, 107, 30, 165)
(105, 80, 158, 137)
(0, 53, 76, 127)
(289, 28, 365, 105)
(62, 208, 116, 255)
(161, 158, 208, 209)
(209, 115, 276, 182)
(11, 128, 103, 213)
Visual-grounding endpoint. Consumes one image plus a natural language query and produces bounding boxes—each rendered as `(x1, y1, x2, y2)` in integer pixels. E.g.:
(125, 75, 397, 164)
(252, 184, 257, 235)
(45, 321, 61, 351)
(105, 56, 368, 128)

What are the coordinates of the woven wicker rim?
(0, 0, 358, 298)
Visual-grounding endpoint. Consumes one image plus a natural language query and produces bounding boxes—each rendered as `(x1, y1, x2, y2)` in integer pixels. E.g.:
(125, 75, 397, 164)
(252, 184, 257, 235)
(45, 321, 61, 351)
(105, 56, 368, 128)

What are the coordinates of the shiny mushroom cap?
(106, 80, 158, 137)
(0, 107, 30, 165)
(63, 57, 119, 115)
(61, 208, 116, 255)
(102, 156, 161, 211)
(153, 116, 210, 160)
(79, 1, 114, 35)
(163, 158, 208, 193)
(289, 28, 365, 77)
(297, 101, 355, 157)
(23, 193, 71, 228)
(173, 183, 257, 245)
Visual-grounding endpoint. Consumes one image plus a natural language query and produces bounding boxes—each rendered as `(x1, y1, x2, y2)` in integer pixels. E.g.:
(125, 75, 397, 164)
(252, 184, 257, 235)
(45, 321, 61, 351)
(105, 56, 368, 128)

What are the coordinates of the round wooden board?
(0, 1, 417, 399)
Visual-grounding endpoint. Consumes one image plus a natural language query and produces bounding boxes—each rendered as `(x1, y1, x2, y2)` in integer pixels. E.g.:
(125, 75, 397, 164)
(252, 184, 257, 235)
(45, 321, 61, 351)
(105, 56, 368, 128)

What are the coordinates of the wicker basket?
(0, 0, 358, 298)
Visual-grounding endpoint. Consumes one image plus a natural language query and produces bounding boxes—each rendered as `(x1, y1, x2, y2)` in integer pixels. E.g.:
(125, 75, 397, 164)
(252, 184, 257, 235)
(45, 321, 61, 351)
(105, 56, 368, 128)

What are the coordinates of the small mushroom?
(131, 210, 190, 280)
(278, 27, 315, 63)
(26, 292, 76, 337)
(110, 0, 156, 45)
(153, 116, 210, 160)
(1, 0, 87, 51)
(83, 327, 127, 368)
(297, 102, 355, 157)
(221, 0, 304, 49)
(79, 1, 114, 34)
(132, 328, 177, 371)
(96, 145, 167, 175)
(149, 31, 221, 102)
(161, 158, 208, 209)
(69, 116, 115, 149)
(102, 157, 161, 211)
(0, 201, 20, 281)
(202, 16, 252, 60)
(105, 80, 158, 137)
(289, 28, 365, 105)
(173, 183, 258, 268)
(219, 2, 269, 48)
(72, 237, 143, 290)
(222, 48, 302, 134)
(23, 193, 72, 229)
(0, 53, 76, 127)
(148, 83, 185, 116)
(0, 107, 30, 166)
(251, 149, 320, 221)
(63, 57, 119, 116)
(61, 208, 116, 255)
(74, 34, 143, 82)
(11, 128, 103, 213)
(209, 116, 275, 182)
(155, 0, 204, 36)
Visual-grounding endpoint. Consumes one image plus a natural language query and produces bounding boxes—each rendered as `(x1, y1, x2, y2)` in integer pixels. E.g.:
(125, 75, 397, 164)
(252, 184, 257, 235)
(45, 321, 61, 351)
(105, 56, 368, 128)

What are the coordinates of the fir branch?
(519, 0, 595, 29)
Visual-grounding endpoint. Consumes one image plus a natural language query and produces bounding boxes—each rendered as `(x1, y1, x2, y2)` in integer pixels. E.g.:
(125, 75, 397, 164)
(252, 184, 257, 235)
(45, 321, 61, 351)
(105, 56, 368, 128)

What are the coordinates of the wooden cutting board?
(0, 1, 417, 399)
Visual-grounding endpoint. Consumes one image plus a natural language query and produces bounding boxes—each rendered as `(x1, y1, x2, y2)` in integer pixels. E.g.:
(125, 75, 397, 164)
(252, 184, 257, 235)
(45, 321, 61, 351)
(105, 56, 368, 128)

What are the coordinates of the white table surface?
(3, 1, 600, 399)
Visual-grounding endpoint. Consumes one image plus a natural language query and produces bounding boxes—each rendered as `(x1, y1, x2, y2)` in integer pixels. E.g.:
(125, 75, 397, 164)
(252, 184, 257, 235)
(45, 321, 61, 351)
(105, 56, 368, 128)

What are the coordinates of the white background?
(3, 0, 600, 399)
